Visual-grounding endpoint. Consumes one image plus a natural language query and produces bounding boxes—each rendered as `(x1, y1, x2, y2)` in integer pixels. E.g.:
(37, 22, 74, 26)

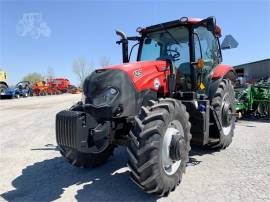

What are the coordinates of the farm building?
(233, 58, 270, 81)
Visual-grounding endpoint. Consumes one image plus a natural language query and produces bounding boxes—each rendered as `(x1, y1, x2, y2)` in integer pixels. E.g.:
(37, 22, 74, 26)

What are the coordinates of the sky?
(0, 0, 270, 85)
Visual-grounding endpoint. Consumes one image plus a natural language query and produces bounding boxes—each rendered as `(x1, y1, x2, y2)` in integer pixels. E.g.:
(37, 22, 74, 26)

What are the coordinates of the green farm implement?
(235, 80, 270, 118)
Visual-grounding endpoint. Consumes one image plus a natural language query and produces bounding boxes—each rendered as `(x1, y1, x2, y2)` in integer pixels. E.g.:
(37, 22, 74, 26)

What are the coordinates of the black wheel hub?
(169, 134, 185, 161)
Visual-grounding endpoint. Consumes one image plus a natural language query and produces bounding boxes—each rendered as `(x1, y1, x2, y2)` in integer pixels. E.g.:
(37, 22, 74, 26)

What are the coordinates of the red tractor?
(56, 17, 238, 196)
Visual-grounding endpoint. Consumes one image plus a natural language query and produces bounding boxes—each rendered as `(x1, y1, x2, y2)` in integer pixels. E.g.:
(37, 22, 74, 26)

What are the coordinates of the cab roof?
(141, 17, 221, 37)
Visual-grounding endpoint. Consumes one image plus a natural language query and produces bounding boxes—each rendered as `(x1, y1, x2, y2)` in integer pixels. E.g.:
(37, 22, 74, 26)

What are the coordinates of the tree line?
(22, 56, 110, 86)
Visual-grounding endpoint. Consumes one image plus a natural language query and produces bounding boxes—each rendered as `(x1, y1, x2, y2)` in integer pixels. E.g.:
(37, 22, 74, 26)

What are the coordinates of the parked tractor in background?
(0, 70, 8, 98)
(55, 17, 238, 196)
(0, 81, 32, 98)
(235, 79, 270, 118)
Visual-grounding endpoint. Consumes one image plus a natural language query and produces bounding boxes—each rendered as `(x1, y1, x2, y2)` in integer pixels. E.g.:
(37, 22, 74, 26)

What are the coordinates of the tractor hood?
(97, 60, 170, 92)
(83, 61, 170, 118)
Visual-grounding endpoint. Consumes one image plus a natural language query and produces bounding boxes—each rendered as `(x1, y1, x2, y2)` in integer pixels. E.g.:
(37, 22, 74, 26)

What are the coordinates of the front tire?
(59, 145, 115, 168)
(127, 98, 191, 196)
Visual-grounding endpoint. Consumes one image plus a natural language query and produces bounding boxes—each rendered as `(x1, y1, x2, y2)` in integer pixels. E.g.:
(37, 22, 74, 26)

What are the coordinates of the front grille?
(56, 110, 83, 149)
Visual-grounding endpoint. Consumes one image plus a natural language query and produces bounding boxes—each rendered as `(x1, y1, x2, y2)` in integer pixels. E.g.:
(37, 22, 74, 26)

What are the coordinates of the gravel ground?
(0, 94, 269, 202)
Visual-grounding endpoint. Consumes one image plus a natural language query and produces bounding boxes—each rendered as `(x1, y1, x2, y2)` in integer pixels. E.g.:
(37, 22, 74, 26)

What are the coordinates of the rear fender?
(208, 64, 237, 100)
(211, 64, 237, 83)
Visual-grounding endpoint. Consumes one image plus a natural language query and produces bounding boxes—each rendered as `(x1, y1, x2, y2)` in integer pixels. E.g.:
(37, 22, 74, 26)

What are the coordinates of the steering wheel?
(167, 49, 180, 61)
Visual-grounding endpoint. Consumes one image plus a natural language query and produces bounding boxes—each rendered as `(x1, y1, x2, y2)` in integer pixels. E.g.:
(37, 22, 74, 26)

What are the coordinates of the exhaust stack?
(116, 30, 129, 63)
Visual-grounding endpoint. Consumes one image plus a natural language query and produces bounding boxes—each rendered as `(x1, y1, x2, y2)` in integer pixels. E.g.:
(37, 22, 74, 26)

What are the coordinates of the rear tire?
(59, 145, 115, 168)
(127, 98, 191, 196)
(208, 79, 236, 149)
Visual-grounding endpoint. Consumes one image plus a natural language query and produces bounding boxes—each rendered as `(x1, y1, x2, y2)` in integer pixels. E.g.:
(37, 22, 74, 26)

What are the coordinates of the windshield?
(139, 26, 192, 90)
(138, 26, 190, 68)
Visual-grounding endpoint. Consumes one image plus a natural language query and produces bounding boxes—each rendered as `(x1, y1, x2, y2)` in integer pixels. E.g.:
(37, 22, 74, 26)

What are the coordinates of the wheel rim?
(221, 93, 234, 135)
(162, 120, 184, 175)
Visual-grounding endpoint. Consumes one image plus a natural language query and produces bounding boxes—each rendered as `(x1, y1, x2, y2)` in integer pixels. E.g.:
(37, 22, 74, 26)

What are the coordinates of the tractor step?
(182, 100, 210, 146)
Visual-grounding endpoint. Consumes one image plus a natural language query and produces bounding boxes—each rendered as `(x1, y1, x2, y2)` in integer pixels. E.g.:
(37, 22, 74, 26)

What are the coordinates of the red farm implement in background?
(32, 78, 72, 96)
(32, 81, 49, 96)
(47, 78, 71, 93)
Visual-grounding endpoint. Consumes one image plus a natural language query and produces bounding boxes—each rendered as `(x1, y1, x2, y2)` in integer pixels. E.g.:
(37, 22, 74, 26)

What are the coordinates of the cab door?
(193, 25, 221, 92)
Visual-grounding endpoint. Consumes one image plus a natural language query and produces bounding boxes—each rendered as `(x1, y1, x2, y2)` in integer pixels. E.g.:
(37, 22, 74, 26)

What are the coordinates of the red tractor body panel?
(102, 61, 235, 94)
(211, 64, 235, 79)
(103, 61, 170, 94)
(101, 61, 234, 93)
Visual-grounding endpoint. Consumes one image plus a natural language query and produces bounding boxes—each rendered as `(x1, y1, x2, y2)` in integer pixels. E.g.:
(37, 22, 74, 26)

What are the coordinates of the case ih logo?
(133, 68, 142, 78)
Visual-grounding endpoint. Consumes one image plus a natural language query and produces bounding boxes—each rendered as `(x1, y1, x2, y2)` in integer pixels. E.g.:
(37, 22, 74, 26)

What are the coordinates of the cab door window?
(194, 26, 220, 91)
(194, 26, 220, 68)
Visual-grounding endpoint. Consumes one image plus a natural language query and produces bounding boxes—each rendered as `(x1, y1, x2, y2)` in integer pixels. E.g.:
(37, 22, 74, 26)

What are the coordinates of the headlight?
(92, 87, 118, 106)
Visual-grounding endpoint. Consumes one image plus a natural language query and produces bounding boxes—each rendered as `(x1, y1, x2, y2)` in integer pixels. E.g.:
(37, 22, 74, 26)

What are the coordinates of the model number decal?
(133, 68, 142, 78)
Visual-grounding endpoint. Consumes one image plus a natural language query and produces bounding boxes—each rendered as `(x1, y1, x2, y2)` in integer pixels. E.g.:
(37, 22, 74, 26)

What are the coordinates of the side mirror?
(221, 35, 239, 50)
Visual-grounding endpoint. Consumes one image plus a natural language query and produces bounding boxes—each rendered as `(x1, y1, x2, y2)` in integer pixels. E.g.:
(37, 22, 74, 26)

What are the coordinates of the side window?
(166, 42, 190, 70)
(194, 26, 220, 68)
(140, 38, 161, 61)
